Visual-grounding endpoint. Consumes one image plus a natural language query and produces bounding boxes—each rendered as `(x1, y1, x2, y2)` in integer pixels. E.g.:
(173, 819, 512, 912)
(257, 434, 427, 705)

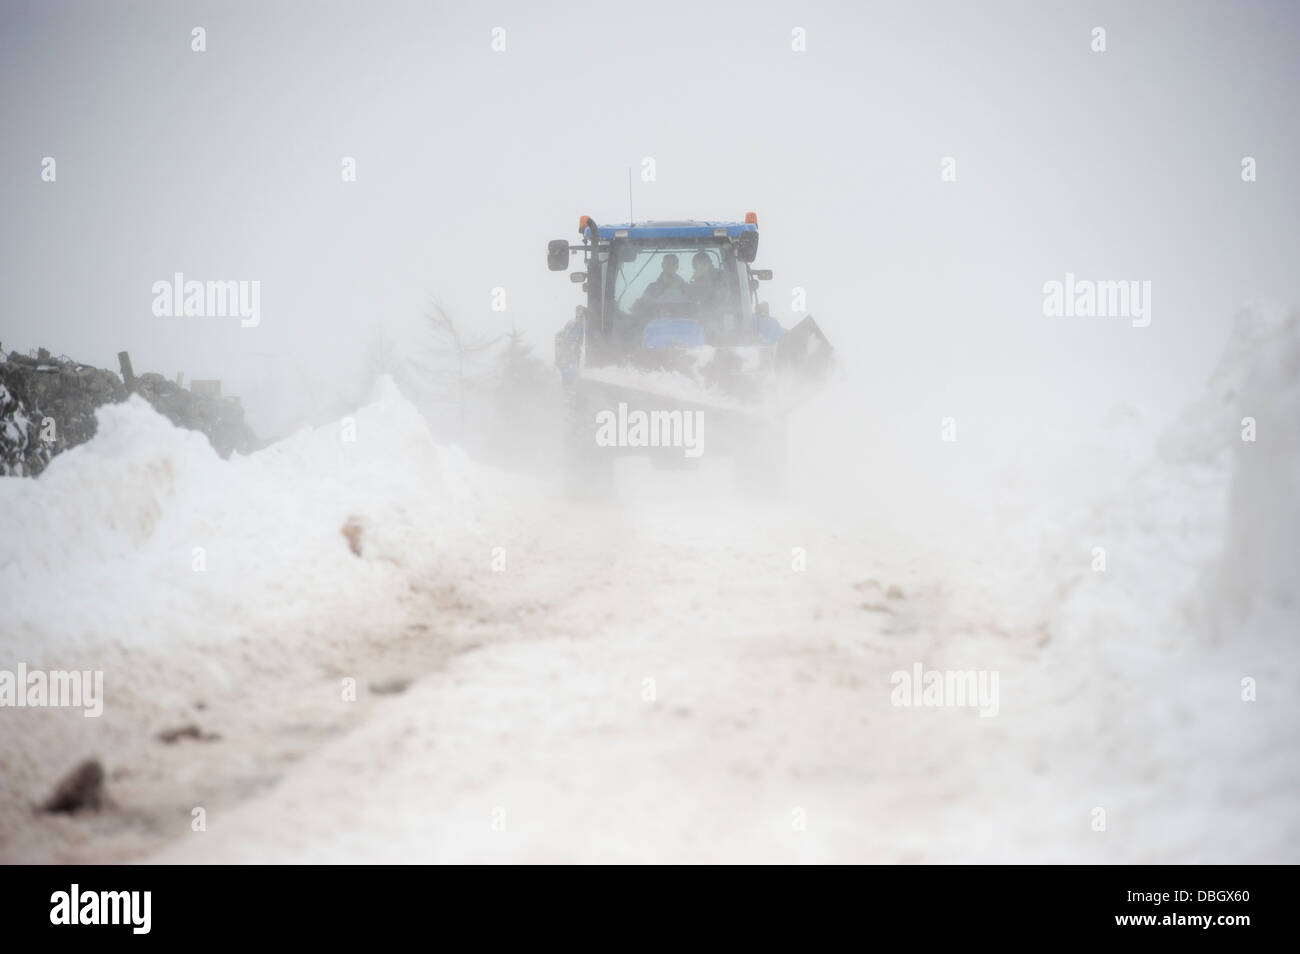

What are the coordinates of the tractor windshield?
(609, 243, 744, 340)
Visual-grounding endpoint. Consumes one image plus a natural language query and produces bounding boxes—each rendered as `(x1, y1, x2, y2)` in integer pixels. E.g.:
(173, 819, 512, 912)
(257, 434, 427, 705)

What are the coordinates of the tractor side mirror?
(570, 272, 587, 283)
(752, 269, 772, 280)
(547, 239, 570, 271)
(736, 231, 759, 263)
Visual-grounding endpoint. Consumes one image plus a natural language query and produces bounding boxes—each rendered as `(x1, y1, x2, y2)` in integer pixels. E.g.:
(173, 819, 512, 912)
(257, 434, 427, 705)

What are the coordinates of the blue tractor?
(548, 214, 832, 496)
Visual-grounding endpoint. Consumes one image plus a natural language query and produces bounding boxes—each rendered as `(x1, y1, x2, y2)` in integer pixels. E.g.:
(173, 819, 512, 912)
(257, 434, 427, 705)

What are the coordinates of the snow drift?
(1, 308, 1296, 863)
(1036, 305, 1300, 648)
(0, 376, 512, 664)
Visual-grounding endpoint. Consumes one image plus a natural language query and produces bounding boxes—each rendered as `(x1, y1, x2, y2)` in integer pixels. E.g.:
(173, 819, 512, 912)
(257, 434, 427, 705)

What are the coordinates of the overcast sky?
(2, 0, 1297, 437)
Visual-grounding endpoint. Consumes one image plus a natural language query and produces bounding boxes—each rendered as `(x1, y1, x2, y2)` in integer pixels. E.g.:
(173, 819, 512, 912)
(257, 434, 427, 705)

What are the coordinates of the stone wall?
(1, 347, 259, 477)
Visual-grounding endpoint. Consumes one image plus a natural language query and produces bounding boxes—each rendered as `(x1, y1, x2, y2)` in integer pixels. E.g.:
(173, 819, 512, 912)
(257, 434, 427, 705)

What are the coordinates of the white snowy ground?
(0, 309, 1296, 863)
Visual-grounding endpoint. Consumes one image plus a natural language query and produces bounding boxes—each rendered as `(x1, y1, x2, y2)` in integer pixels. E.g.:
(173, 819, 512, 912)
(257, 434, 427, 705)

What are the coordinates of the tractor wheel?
(564, 389, 614, 502)
(733, 417, 789, 498)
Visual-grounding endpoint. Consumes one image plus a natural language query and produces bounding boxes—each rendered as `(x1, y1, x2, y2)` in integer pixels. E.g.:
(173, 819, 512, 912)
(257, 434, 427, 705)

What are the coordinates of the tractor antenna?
(627, 167, 634, 225)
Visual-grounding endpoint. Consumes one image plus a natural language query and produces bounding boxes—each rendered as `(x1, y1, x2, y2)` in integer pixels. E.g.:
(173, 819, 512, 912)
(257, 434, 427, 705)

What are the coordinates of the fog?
(2, 1, 1298, 866)
(4, 0, 1298, 444)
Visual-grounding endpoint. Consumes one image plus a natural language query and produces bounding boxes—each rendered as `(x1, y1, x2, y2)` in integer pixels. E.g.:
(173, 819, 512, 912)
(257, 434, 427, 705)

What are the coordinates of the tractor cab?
(547, 212, 832, 498)
(550, 216, 780, 372)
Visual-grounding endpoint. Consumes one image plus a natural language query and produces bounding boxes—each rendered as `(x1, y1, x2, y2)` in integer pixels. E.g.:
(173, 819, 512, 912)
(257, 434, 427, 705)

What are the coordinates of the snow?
(1, 310, 1297, 863)
(580, 363, 749, 411)
(0, 377, 511, 662)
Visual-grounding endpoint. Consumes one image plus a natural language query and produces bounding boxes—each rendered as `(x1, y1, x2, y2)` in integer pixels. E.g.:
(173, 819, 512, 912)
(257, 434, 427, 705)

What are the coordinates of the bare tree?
(421, 301, 502, 438)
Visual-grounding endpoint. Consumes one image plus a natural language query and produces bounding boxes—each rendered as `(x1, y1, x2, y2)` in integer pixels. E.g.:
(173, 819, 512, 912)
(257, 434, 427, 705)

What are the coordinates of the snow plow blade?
(775, 315, 834, 382)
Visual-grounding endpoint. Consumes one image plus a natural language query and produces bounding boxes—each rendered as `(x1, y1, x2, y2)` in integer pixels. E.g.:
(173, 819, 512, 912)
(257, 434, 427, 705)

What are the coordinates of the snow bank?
(1033, 305, 1300, 649)
(0, 376, 508, 663)
(1206, 308, 1300, 622)
(1008, 305, 1300, 862)
(790, 303, 1299, 861)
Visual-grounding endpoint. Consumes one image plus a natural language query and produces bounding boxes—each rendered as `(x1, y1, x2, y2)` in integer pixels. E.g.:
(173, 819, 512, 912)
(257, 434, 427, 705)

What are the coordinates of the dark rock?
(40, 758, 105, 813)
(369, 677, 412, 696)
(157, 723, 220, 744)
(0, 363, 54, 476)
(341, 515, 364, 556)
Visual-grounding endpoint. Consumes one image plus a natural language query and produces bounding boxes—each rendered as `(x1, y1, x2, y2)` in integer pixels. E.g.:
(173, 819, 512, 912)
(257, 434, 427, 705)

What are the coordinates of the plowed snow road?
(3, 464, 1290, 863)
